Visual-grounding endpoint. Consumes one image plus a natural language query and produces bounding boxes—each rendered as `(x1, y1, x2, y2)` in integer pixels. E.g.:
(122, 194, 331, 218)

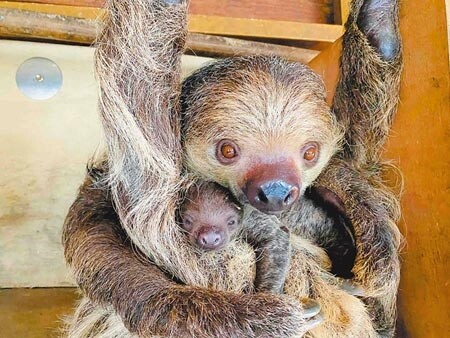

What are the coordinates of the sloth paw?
(357, 0, 400, 61)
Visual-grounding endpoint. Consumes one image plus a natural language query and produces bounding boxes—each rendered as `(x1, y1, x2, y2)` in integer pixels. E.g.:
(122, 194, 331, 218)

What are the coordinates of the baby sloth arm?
(242, 211, 291, 294)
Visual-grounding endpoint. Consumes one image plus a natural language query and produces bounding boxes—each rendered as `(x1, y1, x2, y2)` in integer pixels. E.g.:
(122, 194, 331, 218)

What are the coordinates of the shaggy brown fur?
(63, 0, 403, 337)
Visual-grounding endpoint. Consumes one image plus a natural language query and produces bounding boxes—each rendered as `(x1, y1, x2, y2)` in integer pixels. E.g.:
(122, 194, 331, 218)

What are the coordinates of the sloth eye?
(227, 217, 238, 228)
(302, 143, 319, 163)
(216, 139, 240, 164)
(222, 144, 236, 158)
(181, 215, 194, 231)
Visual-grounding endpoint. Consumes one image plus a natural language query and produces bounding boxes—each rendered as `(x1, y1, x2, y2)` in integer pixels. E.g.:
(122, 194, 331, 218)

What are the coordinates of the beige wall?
(0, 40, 211, 287)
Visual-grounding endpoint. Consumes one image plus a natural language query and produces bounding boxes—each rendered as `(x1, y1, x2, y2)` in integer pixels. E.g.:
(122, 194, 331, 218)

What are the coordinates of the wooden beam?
(340, 0, 351, 24)
(308, 37, 342, 104)
(0, 7, 319, 63)
(0, 1, 344, 43)
(188, 15, 343, 42)
(189, 0, 334, 24)
(383, 0, 450, 336)
(8, 0, 336, 24)
(8, 0, 102, 6)
(0, 1, 100, 19)
(1, 288, 79, 338)
(187, 34, 319, 63)
(0, 7, 96, 43)
(333, 0, 351, 25)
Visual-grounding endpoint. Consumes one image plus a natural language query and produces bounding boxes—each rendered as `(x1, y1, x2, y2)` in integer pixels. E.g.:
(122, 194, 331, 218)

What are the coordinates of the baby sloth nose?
(197, 227, 224, 250)
(252, 180, 299, 213)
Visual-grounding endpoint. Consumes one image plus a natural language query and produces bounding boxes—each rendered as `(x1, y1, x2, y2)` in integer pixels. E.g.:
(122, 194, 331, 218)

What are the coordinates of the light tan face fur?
(182, 57, 342, 211)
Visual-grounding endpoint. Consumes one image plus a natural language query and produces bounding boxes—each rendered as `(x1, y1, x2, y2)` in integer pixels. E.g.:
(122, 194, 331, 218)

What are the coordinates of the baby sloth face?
(180, 182, 242, 251)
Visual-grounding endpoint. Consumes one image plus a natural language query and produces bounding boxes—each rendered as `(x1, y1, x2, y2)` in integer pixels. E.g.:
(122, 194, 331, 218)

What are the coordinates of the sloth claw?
(305, 313, 324, 330)
(338, 278, 366, 297)
(357, 0, 400, 60)
(302, 299, 321, 318)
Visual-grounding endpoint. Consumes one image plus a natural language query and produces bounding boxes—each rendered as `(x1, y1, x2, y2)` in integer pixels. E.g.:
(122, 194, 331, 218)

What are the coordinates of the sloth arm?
(333, 0, 402, 165)
(287, 160, 401, 335)
(326, 0, 403, 334)
(315, 159, 401, 335)
(63, 178, 318, 338)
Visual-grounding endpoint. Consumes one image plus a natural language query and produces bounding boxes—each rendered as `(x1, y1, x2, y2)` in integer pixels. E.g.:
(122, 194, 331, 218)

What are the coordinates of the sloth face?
(179, 182, 241, 251)
(181, 56, 342, 214)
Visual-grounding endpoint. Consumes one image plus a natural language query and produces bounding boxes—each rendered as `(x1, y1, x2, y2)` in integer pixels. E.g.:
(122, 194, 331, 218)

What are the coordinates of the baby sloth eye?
(216, 139, 240, 164)
(181, 214, 194, 231)
(227, 216, 239, 229)
(302, 142, 319, 163)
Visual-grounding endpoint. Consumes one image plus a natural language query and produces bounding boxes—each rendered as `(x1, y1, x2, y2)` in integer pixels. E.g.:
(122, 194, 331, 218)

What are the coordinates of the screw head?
(16, 57, 63, 100)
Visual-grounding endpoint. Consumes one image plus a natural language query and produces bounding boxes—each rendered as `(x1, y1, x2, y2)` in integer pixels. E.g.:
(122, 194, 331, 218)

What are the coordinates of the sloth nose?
(197, 228, 223, 250)
(251, 180, 299, 213)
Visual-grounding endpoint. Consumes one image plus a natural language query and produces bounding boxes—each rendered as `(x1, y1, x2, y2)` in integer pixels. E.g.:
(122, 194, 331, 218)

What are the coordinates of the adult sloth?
(63, 0, 402, 337)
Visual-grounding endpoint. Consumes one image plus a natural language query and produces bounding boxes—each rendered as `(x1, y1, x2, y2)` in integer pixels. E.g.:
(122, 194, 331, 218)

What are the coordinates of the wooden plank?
(189, 0, 334, 24)
(383, 0, 450, 336)
(333, 0, 351, 25)
(446, 0, 450, 63)
(187, 34, 320, 64)
(0, 39, 212, 288)
(340, 0, 351, 24)
(188, 15, 344, 42)
(0, 1, 100, 19)
(0, 7, 97, 44)
(8, 0, 336, 24)
(1, 288, 79, 338)
(8, 0, 102, 6)
(0, 7, 320, 63)
(308, 37, 342, 104)
(0, 1, 344, 42)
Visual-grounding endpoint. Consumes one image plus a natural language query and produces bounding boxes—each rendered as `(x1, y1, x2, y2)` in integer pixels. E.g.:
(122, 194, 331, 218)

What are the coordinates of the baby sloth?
(179, 181, 290, 293)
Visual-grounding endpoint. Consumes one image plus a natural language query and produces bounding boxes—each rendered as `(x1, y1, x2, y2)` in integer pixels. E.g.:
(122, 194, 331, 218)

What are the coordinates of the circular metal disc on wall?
(16, 57, 63, 100)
